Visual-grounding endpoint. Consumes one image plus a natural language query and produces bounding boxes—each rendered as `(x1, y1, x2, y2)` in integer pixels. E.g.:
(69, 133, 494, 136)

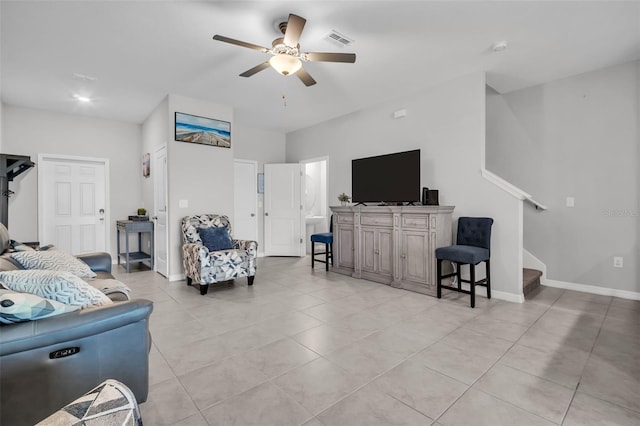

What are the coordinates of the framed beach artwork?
(175, 112, 231, 148)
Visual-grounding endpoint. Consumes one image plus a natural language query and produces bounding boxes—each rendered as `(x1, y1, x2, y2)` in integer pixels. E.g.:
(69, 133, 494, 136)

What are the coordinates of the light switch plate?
(179, 199, 188, 208)
(566, 197, 575, 207)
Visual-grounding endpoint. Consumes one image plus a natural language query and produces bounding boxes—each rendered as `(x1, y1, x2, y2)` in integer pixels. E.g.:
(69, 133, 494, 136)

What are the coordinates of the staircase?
(523, 268, 543, 297)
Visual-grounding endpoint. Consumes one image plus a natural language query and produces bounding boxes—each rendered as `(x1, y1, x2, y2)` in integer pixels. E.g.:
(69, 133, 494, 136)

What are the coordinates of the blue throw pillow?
(199, 227, 233, 251)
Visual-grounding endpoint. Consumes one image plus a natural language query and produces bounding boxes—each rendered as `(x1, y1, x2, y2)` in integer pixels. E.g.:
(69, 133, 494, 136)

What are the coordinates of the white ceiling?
(2, 1, 639, 133)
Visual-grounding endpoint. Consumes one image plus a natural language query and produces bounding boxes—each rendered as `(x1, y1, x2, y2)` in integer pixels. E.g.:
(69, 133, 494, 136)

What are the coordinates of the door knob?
(265, 212, 269, 216)
(250, 213, 255, 217)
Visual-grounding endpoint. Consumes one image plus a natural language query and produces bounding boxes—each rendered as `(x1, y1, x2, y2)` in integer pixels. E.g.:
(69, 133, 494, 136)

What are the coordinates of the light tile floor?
(114, 257, 640, 426)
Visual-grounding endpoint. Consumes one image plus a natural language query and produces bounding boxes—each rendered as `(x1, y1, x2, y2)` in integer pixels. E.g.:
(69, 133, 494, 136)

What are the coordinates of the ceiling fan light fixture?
(269, 54, 301, 76)
(73, 94, 91, 103)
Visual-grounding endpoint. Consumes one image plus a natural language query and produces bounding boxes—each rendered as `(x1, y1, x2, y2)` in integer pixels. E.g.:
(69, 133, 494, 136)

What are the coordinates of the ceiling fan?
(212, 13, 356, 87)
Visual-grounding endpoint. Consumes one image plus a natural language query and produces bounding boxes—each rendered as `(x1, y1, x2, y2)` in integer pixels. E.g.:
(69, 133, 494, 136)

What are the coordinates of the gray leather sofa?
(0, 252, 153, 426)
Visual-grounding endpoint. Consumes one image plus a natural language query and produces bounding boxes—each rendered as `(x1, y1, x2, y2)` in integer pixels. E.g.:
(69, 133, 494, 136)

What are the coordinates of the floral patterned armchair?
(181, 214, 257, 295)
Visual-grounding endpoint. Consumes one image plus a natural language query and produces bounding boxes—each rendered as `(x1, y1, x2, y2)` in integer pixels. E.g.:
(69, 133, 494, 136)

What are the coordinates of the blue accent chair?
(310, 217, 333, 271)
(435, 217, 494, 308)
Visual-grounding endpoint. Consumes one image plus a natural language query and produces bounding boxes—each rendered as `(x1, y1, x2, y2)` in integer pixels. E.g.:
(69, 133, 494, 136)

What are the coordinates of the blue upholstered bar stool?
(435, 217, 494, 308)
(310, 217, 333, 271)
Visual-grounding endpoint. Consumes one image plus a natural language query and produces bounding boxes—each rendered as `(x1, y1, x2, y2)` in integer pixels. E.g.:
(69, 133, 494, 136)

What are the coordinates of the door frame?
(37, 153, 111, 254)
(233, 159, 258, 242)
(153, 144, 169, 277)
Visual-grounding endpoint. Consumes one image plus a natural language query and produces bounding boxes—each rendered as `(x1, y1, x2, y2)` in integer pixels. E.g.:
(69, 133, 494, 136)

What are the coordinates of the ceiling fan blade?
(283, 14, 306, 47)
(295, 68, 316, 87)
(303, 52, 356, 63)
(239, 62, 271, 77)
(213, 35, 269, 53)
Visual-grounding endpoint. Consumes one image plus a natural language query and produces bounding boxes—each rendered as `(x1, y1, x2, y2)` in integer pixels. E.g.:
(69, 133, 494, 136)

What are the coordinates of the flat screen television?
(352, 149, 420, 204)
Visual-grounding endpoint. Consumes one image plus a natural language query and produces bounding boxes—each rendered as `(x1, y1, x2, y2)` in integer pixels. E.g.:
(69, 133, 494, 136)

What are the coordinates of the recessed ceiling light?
(73, 94, 91, 103)
(492, 41, 508, 52)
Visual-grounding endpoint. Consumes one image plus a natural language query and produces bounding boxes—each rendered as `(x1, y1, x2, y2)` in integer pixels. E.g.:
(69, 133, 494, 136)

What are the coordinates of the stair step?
(523, 268, 543, 297)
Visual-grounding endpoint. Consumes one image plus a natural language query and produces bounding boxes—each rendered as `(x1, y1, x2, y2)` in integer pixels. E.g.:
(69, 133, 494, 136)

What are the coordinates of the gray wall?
(486, 61, 639, 292)
(287, 72, 525, 300)
(166, 95, 234, 279)
(139, 96, 169, 267)
(1, 94, 284, 281)
(0, 4, 3, 152)
(141, 97, 169, 218)
(0, 101, 3, 152)
(2, 105, 142, 259)
(233, 126, 286, 256)
(140, 95, 285, 278)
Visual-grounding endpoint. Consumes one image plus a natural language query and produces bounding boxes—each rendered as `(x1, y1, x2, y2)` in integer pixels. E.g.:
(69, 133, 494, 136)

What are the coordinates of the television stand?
(354, 202, 367, 206)
(330, 204, 455, 297)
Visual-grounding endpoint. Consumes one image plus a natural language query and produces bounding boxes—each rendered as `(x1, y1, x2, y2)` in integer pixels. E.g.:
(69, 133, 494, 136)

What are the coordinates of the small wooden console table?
(116, 220, 154, 272)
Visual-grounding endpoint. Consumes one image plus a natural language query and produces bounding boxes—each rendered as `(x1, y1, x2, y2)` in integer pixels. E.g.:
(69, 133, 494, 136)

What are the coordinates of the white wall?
(486, 61, 639, 293)
(233, 126, 286, 256)
(0, 4, 3, 152)
(166, 94, 234, 279)
(141, 97, 169, 215)
(0, 101, 3, 152)
(287, 73, 523, 300)
(141, 98, 284, 276)
(304, 161, 322, 216)
(2, 105, 142, 259)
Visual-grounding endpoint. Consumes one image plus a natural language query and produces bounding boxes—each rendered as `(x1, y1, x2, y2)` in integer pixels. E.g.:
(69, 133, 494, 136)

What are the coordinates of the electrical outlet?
(566, 197, 575, 207)
(613, 257, 623, 268)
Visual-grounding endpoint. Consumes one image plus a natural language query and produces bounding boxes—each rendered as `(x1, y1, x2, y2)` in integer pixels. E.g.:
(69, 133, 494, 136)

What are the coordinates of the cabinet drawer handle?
(375, 249, 379, 254)
(401, 254, 406, 258)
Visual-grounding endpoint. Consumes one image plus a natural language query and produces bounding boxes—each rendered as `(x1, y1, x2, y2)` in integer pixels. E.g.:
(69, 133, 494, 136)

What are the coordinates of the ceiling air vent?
(324, 30, 354, 48)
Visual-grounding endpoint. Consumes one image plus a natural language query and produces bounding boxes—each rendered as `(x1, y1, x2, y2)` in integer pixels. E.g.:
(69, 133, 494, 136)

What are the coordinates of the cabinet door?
(361, 227, 393, 277)
(337, 225, 355, 269)
(377, 228, 394, 277)
(401, 230, 429, 284)
(361, 227, 376, 273)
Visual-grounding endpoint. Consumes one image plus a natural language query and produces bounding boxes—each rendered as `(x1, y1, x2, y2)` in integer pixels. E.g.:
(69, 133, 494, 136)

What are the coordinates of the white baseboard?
(168, 273, 185, 282)
(545, 279, 640, 301)
(492, 290, 525, 304)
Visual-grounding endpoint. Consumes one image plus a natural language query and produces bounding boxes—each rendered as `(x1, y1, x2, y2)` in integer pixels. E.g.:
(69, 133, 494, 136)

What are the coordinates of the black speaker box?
(422, 187, 439, 206)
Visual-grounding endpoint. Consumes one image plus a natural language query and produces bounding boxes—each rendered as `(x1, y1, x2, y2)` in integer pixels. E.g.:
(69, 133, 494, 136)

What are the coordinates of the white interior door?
(154, 145, 169, 277)
(38, 155, 108, 255)
(264, 163, 304, 256)
(233, 159, 258, 241)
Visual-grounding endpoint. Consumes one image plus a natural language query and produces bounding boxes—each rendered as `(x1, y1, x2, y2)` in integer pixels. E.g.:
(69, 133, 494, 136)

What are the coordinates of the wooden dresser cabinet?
(330, 205, 454, 296)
